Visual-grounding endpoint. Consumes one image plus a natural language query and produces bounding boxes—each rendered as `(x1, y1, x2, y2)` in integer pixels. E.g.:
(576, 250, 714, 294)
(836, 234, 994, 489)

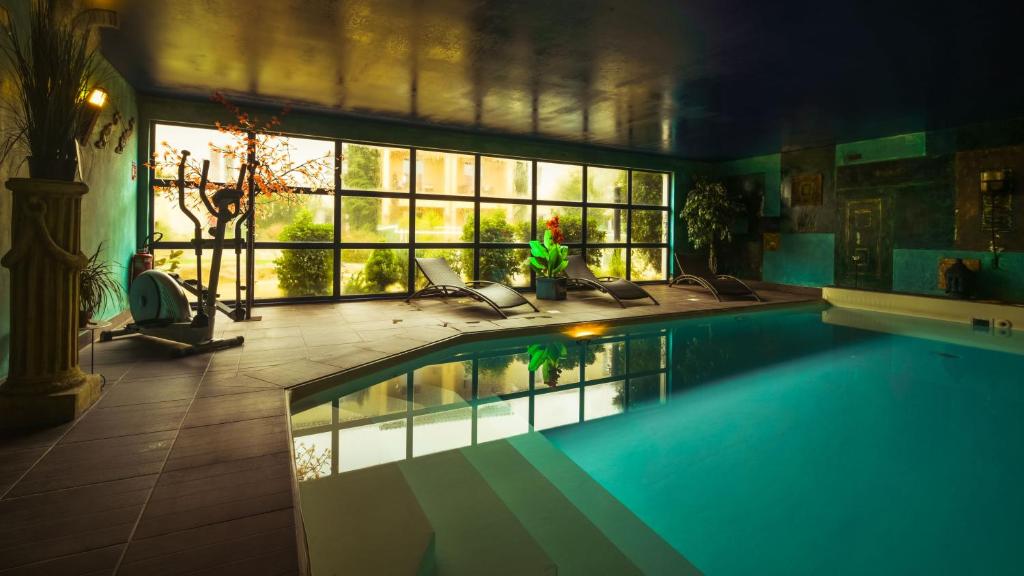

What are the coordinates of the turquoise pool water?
(291, 304, 1024, 575)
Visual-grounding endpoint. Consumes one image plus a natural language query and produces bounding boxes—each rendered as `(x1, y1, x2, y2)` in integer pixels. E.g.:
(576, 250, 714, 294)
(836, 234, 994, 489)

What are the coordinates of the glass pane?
(341, 248, 409, 295)
(341, 197, 410, 243)
(293, 431, 332, 481)
(588, 207, 626, 244)
(338, 419, 406, 473)
(415, 199, 475, 243)
(630, 248, 667, 281)
(481, 157, 531, 199)
(341, 143, 411, 192)
(416, 150, 475, 196)
(259, 135, 334, 190)
(256, 193, 333, 242)
(291, 401, 332, 430)
(153, 187, 204, 242)
(413, 361, 473, 409)
(477, 353, 531, 398)
(630, 334, 667, 371)
(584, 381, 626, 421)
(537, 162, 582, 202)
(152, 248, 239, 303)
(586, 339, 627, 380)
(477, 398, 530, 443)
(534, 388, 580, 431)
(479, 249, 530, 287)
(632, 171, 669, 206)
(536, 205, 582, 243)
(630, 209, 668, 244)
(478, 203, 531, 243)
(413, 248, 473, 288)
(588, 247, 627, 279)
(629, 374, 667, 408)
(412, 407, 472, 457)
(254, 248, 333, 298)
(338, 374, 408, 422)
(588, 167, 628, 204)
(153, 124, 239, 183)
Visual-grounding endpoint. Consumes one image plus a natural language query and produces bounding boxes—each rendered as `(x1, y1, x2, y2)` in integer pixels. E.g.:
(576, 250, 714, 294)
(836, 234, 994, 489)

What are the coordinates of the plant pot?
(79, 308, 94, 329)
(28, 156, 78, 182)
(536, 277, 567, 300)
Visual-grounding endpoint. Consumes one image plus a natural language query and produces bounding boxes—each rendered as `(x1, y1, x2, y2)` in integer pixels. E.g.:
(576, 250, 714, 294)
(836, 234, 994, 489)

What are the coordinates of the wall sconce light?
(980, 169, 1014, 269)
(77, 87, 108, 144)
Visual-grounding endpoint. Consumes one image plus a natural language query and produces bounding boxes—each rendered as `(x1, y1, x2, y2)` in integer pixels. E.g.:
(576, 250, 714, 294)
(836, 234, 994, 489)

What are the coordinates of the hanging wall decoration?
(792, 172, 823, 206)
(115, 117, 135, 154)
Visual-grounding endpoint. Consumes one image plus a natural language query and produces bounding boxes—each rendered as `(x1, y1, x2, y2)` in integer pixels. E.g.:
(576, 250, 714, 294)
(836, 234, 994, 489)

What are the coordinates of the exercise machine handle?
(177, 151, 202, 239)
(197, 160, 218, 217)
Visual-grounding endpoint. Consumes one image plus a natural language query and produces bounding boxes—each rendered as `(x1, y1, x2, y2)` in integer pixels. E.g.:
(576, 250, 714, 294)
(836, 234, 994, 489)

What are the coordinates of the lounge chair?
(407, 258, 539, 318)
(670, 254, 761, 301)
(564, 255, 659, 307)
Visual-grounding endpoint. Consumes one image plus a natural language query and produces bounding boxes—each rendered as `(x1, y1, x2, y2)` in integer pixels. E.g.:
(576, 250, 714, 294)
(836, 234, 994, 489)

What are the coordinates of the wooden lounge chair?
(407, 258, 539, 318)
(670, 254, 761, 301)
(564, 255, 659, 307)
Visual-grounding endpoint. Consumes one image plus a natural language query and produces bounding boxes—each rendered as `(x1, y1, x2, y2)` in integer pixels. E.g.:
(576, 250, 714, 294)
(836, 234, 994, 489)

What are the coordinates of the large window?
(149, 123, 672, 302)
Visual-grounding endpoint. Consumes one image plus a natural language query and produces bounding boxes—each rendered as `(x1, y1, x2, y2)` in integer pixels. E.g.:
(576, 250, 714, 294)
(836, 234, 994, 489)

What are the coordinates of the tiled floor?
(0, 283, 818, 575)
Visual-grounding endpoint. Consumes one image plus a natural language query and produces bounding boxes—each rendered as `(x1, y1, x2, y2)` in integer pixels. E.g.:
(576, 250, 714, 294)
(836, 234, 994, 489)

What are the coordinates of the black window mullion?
(626, 169, 633, 280)
(333, 140, 342, 297)
(581, 165, 588, 261)
(408, 148, 417, 293)
(473, 155, 481, 280)
(530, 160, 538, 289)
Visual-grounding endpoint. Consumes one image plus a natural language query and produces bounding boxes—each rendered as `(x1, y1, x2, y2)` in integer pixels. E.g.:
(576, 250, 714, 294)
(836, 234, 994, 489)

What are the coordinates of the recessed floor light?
(688, 298, 701, 301)
(547, 310, 561, 314)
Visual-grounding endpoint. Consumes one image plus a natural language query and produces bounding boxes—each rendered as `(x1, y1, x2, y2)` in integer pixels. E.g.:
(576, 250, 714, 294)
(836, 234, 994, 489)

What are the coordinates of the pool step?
(298, 463, 437, 576)
(399, 449, 558, 576)
(462, 440, 644, 576)
(510, 432, 703, 576)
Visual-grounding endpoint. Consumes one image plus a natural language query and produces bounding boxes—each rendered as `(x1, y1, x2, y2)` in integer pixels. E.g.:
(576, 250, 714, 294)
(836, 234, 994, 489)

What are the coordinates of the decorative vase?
(1, 178, 102, 428)
(944, 258, 975, 300)
(536, 277, 567, 300)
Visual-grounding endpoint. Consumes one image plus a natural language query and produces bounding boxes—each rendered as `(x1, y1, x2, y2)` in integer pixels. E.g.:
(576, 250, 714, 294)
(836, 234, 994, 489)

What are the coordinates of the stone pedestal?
(1, 178, 102, 428)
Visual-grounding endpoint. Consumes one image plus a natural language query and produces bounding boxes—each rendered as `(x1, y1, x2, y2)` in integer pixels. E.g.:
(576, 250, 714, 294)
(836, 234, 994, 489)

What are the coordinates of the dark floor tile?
(0, 543, 124, 576)
(133, 453, 294, 540)
(9, 432, 172, 496)
(181, 390, 286, 429)
(197, 373, 279, 399)
(0, 446, 47, 497)
(0, 476, 153, 572)
(119, 509, 295, 576)
(94, 376, 201, 409)
(165, 416, 290, 472)
(63, 401, 190, 444)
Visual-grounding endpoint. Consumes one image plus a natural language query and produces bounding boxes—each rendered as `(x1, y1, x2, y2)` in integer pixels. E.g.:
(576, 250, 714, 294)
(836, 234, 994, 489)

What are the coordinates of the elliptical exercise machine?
(101, 151, 252, 356)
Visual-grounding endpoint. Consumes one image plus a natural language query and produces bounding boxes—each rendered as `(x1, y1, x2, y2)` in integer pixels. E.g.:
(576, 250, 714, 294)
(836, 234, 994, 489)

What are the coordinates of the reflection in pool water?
(290, 328, 668, 480)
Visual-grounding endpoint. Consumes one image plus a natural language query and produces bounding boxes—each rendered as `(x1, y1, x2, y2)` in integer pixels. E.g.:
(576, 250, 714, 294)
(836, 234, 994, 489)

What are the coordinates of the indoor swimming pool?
(290, 303, 1024, 575)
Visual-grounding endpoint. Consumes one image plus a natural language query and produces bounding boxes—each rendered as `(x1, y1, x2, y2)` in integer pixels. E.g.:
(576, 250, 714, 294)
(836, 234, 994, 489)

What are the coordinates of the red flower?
(545, 216, 565, 244)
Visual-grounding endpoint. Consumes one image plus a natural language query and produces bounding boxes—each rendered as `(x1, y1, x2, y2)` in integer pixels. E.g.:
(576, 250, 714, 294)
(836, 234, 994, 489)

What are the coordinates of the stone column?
(1, 178, 102, 428)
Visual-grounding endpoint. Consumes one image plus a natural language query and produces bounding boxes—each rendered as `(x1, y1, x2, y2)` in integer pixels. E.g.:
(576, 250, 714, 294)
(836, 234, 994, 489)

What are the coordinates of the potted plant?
(680, 179, 743, 274)
(0, 1, 106, 427)
(529, 216, 569, 300)
(79, 243, 122, 328)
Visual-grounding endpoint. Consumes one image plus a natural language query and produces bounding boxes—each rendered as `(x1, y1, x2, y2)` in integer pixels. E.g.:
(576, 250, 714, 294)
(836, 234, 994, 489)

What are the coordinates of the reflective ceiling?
(97, 0, 1024, 159)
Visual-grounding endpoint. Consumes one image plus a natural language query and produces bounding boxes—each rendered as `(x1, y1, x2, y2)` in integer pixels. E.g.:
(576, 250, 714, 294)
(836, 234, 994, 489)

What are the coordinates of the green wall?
(712, 123, 1024, 302)
(894, 250, 1024, 301)
(0, 4, 137, 379)
(762, 233, 835, 287)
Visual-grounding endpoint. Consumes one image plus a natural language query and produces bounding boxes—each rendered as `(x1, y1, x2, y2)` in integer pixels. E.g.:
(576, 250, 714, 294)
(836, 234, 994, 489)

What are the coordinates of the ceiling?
(96, 0, 1024, 159)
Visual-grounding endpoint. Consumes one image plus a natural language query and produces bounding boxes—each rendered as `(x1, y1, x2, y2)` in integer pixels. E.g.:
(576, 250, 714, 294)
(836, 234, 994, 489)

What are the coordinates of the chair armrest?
(465, 280, 497, 287)
(597, 276, 618, 282)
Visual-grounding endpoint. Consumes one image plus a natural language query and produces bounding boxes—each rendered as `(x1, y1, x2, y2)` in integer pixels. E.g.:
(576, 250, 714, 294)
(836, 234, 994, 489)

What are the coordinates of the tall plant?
(681, 179, 742, 274)
(529, 216, 568, 278)
(0, 0, 99, 179)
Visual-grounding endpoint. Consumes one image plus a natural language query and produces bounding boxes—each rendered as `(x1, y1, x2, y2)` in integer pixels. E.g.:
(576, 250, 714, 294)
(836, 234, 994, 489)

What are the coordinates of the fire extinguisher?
(130, 232, 162, 286)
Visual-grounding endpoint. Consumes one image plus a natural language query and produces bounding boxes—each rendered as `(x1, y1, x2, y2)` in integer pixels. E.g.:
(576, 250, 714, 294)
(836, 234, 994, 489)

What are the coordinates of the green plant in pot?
(529, 216, 568, 300)
(0, 1, 109, 427)
(79, 243, 122, 328)
(680, 179, 744, 274)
